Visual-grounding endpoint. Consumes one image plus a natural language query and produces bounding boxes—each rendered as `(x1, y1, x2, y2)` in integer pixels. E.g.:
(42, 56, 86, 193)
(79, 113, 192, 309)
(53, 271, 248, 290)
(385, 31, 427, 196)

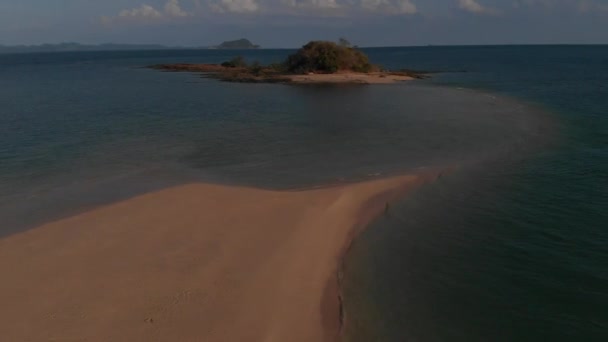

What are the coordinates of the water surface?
(0, 46, 606, 340)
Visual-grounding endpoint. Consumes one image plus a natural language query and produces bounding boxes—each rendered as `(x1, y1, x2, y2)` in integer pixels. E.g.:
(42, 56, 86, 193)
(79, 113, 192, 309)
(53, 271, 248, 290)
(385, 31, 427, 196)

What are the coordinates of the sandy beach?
(286, 72, 414, 84)
(0, 174, 435, 342)
(150, 63, 418, 84)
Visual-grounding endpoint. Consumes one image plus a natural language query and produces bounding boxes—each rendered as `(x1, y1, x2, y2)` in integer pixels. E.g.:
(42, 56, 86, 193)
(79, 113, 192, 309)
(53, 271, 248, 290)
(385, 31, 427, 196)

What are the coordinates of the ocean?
(1, 46, 606, 340)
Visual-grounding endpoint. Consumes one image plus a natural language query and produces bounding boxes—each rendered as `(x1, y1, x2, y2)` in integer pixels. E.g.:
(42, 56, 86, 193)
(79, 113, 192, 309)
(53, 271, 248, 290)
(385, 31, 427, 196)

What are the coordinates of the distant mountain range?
(0, 39, 262, 54)
(0, 43, 181, 54)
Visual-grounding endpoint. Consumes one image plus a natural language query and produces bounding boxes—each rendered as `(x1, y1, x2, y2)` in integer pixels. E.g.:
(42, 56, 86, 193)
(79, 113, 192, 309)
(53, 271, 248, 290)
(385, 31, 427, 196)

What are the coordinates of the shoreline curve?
(0, 172, 441, 342)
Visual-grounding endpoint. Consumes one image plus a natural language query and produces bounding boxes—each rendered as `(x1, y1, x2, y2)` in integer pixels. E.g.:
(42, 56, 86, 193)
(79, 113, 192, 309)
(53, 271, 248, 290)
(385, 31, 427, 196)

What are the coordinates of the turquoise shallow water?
(0, 46, 606, 340)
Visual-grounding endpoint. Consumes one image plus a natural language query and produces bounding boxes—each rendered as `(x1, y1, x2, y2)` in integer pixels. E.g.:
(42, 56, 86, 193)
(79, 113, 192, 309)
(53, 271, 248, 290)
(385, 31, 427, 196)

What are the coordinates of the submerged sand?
(0, 174, 435, 341)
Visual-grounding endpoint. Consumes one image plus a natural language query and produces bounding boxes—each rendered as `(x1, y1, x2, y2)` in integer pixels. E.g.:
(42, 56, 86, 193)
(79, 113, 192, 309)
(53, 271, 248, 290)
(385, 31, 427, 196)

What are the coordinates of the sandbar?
(0, 174, 436, 341)
(286, 72, 414, 84)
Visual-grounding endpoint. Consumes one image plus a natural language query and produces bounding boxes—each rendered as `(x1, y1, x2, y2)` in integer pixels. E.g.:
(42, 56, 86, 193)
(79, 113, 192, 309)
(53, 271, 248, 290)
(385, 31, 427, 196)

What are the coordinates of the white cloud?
(118, 4, 163, 19)
(312, 0, 340, 8)
(280, 0, 297, 7)
(102, 0, 191, 25)
(165, 0, 190, 16)
(283, 0, 416, 14)
(396, 0, 418, 13)
(458, 0, 499, 14)
(223, 0, 416, 14)
(361, 0, 418, 14)
(210, 0, 260, 12)
(278, 0, 341, 10)
(98, 0, 608, 26)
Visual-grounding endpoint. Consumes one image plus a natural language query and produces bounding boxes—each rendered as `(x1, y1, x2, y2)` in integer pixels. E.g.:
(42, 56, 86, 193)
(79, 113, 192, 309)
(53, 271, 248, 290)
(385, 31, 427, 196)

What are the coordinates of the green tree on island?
(285, 41, 375, 74)
(150, 40, 427, 83)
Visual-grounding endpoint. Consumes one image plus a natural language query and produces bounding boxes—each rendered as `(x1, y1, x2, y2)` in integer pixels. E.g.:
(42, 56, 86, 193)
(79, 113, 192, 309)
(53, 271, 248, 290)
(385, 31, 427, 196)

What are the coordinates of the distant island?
(152, 40, 427, 85)
(212, 39, 260, 50)
(0, 41, 261, 54)
(0, 43, 178, 54)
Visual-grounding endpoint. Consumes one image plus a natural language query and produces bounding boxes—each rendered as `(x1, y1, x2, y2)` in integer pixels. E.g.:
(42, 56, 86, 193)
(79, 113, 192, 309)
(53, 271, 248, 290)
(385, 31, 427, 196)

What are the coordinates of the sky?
(1, 0, 608, 47)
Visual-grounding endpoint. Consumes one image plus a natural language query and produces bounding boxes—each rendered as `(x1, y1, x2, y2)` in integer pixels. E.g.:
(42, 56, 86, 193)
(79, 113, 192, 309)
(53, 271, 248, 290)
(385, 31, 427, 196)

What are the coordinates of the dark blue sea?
(0, 46, 606, 340)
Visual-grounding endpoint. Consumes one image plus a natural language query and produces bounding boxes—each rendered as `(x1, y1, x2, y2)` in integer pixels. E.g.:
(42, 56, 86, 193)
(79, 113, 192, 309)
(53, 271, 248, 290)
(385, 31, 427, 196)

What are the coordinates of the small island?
(213, 38, 260, 50)
(151, 41, 427, 85)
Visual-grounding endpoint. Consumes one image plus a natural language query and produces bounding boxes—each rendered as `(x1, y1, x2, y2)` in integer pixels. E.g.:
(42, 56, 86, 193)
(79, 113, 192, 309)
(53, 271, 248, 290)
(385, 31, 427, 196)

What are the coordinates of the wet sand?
(286, 72, 414, 84)
(0, 174, 436, 342)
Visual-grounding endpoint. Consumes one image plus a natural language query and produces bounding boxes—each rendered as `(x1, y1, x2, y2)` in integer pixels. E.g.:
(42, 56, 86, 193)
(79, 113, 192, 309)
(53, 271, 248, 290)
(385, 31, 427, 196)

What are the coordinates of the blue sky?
(1, 0, 608, 47)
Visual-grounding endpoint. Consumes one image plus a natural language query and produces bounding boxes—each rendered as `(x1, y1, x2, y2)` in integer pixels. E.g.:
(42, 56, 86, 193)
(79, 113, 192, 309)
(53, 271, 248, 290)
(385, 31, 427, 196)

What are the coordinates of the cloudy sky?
(1, 0, 607, 47)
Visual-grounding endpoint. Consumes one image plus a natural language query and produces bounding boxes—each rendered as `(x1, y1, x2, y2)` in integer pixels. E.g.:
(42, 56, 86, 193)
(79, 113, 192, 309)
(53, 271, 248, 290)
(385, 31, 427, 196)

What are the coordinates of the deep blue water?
(0, 46, 606, 340)
(345, 46, 608, 341)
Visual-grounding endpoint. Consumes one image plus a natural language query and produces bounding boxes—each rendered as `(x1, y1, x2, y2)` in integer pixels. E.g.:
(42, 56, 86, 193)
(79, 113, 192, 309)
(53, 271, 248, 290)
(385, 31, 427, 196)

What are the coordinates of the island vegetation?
(151, 40, 427, 84)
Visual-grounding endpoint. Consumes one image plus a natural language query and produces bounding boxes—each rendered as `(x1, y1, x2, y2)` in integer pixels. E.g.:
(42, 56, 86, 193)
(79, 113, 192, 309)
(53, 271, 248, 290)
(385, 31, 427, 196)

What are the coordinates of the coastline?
(0, 173, 439, 342)
(150, 63, 421, 85)
(287, 72, 414, 85)
(327, 171, 443, 340)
